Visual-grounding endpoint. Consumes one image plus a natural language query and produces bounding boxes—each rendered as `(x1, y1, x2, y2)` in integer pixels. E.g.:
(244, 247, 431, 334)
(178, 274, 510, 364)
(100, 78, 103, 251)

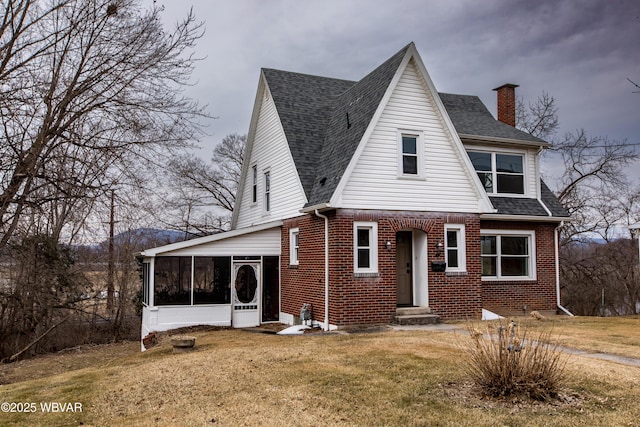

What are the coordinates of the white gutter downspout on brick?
(555, 221, 574, 316)
(314, 210, 330, 331)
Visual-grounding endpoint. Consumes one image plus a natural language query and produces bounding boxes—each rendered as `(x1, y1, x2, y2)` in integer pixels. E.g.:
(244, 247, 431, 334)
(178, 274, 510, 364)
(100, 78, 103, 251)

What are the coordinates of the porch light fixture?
(385, 240, 392, 250)
(435, 239, 444, 257)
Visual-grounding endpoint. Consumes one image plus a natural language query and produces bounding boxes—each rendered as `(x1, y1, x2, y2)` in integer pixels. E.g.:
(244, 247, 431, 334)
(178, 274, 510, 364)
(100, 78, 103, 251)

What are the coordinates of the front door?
(232, 262, 260, 327)
(396, 231, 413, 306)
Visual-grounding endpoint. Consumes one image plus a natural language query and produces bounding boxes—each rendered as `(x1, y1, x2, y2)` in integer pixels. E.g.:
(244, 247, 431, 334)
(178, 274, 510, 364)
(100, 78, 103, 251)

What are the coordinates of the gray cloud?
(155, 0, 639, 182)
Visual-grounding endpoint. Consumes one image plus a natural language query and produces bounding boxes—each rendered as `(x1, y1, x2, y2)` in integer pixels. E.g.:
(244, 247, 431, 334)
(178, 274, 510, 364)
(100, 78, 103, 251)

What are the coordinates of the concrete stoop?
(393, 306, 440, 325)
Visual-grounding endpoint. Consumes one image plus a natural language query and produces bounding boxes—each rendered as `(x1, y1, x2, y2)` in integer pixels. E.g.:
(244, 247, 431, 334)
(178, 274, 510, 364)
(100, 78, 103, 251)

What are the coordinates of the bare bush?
(460, 320, 568, 401)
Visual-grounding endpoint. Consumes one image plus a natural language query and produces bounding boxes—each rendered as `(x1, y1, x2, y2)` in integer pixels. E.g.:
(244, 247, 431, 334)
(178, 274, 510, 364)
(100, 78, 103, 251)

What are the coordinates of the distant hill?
(115, 228, 188, 248)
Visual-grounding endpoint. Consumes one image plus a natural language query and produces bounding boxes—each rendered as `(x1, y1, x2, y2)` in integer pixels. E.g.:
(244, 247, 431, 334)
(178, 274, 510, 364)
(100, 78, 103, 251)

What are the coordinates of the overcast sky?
(154, 0, 640, 186)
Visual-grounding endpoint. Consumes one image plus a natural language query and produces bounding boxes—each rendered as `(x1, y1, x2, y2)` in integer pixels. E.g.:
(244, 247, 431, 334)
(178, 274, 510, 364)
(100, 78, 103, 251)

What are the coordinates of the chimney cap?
(492, 83, 519, 91)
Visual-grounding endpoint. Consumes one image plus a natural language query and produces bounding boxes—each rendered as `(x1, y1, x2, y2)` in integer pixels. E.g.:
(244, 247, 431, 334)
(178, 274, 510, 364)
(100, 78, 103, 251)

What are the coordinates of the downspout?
(555, 221, 574, 316)
(315, 210, 330, 331)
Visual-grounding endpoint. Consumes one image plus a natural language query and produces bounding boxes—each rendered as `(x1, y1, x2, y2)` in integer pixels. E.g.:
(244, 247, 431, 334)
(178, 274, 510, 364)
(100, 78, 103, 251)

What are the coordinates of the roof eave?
(230, 71, 269, 230)
(138, 220, 284, 257)
(480, 214, 571, 222)
(459, 133, 550, 148)
(300, 203, 332, 213)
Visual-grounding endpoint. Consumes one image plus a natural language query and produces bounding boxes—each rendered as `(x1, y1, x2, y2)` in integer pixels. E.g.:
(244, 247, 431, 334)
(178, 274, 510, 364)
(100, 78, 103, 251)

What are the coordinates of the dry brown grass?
(521, 315, 640, 359)
(0, 317, 639, 426)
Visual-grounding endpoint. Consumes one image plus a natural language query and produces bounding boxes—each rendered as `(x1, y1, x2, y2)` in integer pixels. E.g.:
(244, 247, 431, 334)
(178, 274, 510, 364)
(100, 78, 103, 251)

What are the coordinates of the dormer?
(440, 86, 546, 196)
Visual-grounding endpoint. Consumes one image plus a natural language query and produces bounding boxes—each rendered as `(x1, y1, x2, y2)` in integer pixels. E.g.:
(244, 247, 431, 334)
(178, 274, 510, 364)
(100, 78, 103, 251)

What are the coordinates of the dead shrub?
(459, 320, 568, 401)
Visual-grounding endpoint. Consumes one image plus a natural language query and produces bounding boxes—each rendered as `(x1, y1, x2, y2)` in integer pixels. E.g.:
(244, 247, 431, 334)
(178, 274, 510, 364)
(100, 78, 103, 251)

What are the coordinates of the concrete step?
(393, 314, 440, 325)
(395, 306, 432, 316)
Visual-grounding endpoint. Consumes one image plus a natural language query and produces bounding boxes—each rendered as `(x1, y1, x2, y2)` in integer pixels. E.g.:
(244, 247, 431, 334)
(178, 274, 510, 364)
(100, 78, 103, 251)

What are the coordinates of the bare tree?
(518, 91, 640, 315)
(552, 131, 639, 242)
(0, 0, 207, 252)
(161, 133, 246, 235)
(516, 91, 559, 140)
(0, 0, 208, 359)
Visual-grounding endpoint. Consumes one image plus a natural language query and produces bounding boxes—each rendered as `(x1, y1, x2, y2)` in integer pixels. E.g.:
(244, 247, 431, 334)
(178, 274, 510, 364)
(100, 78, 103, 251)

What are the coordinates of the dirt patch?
(340, 324, 393, 334)
(440, 381, 586, 413)
(241, 323, 289, 334)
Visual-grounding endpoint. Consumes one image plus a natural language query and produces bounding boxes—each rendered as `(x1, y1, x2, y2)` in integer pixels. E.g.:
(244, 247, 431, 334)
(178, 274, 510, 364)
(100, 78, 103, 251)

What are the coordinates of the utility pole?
(630, 223, 640, 266)
(629, 223, 640, 315)
(107, 189, 115, 313)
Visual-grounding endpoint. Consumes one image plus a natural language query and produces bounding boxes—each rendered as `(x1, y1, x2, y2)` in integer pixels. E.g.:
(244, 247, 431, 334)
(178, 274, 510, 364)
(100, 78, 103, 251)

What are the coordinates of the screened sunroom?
(137, 222, 282, 348)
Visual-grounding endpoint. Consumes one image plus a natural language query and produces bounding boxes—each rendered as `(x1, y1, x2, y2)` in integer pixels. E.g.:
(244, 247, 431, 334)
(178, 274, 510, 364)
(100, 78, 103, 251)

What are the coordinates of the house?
(138, 42, 570, 344)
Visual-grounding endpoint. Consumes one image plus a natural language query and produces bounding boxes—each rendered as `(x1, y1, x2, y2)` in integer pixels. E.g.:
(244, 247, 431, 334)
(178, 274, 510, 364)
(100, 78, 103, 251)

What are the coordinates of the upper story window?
(354, 221, 378, 274)
(445, 224, 466, 272)
(398, 131, 424, 178)
(251, 165, 257, 203)
(468, 151, 525, 195)
(263, 170, 271, 212)
(480, 230, 535, 280)
(289, 228, 299, 266)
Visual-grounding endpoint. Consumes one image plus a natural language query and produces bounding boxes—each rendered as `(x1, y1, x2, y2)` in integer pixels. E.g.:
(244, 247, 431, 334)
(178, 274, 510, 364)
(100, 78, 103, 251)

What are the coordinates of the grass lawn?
(0, 316, 639, 426)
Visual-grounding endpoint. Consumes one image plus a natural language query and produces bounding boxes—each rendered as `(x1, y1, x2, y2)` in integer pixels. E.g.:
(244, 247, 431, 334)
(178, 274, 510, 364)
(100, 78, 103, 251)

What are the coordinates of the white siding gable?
(234, 85, 307, 229)
(338, 59, 486, 213)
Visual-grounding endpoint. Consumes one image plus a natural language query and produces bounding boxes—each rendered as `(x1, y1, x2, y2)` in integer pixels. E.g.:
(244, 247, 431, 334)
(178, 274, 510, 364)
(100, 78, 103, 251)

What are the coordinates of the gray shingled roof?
(262, 69, 355, 198)
(306, 44, 410, 206)
(489, 195, 549, 216)
(439, 93, 547, 144)
(264, 44, 410, 205)
(540, 180, 570, 217)
(489, 180, 569, 217)
(261, 43, 568, 219)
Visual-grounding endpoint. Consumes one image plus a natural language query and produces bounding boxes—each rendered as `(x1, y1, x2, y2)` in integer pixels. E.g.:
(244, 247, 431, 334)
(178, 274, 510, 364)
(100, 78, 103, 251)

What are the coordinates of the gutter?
(460, 134, 550, 148)
(300, 203, 331, 214)
(480, 214, 571, 222)
(314, 209, 330, 331)
(555, 221, 574, 316)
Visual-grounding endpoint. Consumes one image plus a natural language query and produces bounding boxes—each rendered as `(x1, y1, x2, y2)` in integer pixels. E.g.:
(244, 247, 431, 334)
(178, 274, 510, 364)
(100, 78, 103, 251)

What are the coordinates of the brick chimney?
(492, 83, 519, 127)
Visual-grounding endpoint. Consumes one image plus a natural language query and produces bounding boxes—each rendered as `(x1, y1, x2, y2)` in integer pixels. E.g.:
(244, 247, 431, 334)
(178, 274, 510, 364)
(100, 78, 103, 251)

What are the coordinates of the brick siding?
(281, 211, 559, 326)
(480, 220, 558, 315)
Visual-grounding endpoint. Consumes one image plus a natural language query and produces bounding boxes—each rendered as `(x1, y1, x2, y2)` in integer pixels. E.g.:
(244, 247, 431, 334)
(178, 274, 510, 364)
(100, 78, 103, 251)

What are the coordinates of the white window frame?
(251, 164, 258, 204)
(444, 224, 466, 272)
(263, 169, 271, 213)
(354, 221, 378, 274)
(480, 229, 536, 281)
(467, 149, 527, 196)
(397, 130, 425, 179)
(289, 227, 299, 266)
